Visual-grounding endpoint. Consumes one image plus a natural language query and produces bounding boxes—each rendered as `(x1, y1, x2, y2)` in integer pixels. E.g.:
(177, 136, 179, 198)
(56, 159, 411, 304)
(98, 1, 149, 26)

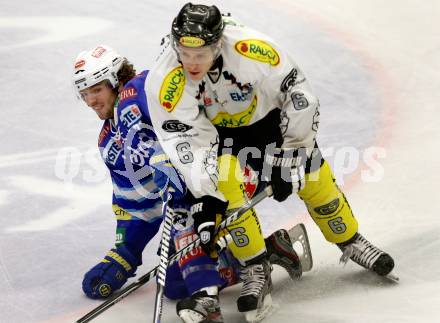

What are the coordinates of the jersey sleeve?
(145, 64, 225, 201)
(260, 42, 320, 151)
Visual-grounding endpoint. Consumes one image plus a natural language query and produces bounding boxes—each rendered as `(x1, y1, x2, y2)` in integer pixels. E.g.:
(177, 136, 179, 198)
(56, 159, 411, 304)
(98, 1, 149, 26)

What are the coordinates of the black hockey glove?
(191, 195, 229, 256)
(265, 147, 306, 202)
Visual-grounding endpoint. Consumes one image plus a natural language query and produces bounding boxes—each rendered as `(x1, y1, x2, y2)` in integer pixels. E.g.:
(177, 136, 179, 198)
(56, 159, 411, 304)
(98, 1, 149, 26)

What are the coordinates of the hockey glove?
(191, 195, 228, 256)
(265, 147, 306, 202)
(82, 245, 139, 299)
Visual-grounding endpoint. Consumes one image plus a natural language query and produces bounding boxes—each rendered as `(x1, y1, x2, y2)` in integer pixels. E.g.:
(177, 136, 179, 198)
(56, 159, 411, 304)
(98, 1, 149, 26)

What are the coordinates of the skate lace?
(339, 234, 383, 269)
(239, 264, 267, 297)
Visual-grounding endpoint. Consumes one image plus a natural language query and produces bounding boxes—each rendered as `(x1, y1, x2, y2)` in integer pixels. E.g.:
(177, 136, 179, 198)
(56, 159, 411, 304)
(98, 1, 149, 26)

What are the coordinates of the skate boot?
(337, 232, 394, 276)
(176, 290, 223, 323)
(237, 258, 273, 322)
(265, 229, 302, 280)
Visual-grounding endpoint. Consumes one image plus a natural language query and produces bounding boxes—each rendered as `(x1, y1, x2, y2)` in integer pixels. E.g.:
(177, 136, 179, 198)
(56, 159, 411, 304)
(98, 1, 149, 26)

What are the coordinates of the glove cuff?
(192, 195, 228, 216)
(105, 245, 139, 276)
(192, 195, 228, 233)
(265, 148, 301, 167)
(198, 221, 216, 232)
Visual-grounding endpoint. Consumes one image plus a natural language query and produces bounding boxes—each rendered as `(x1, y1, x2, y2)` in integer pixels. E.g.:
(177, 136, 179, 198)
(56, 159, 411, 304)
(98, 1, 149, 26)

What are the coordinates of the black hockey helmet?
(171, 3, 224, 48)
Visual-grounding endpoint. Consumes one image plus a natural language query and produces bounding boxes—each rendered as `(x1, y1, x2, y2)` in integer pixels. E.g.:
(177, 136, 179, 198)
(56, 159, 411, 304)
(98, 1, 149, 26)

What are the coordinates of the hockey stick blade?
(76, 186, 273, 323)
(288, 223, 313, 272)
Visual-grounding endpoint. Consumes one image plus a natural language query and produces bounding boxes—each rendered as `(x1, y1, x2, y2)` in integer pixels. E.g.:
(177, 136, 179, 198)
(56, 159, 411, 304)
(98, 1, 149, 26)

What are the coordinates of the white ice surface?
(1, 1, 439, 322)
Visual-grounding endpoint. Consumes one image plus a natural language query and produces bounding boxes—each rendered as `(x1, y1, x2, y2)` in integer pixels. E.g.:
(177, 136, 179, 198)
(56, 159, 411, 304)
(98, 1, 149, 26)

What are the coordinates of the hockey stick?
(153, 195, 174, 323)
(76, 185, 273, 323)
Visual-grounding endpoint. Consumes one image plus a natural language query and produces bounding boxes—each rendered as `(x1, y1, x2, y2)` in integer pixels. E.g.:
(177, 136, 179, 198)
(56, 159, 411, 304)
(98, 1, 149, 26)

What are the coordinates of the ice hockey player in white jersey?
(144, 3, 395, 322)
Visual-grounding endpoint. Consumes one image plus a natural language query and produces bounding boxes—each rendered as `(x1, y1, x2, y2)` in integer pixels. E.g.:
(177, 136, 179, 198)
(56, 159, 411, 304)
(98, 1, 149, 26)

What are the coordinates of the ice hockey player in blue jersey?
(71, 44, 221, 301)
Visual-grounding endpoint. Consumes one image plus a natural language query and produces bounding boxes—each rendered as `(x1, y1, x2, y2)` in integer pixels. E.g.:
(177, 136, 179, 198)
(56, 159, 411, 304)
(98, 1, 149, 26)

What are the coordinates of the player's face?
(80, 81, 117, 120)
(178, 46, 215, 81)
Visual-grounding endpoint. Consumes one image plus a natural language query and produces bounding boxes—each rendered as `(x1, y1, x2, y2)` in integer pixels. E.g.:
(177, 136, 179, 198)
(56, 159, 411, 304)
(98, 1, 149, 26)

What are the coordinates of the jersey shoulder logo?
(159, 66, 186, 113)
(234, 39, 280, 66)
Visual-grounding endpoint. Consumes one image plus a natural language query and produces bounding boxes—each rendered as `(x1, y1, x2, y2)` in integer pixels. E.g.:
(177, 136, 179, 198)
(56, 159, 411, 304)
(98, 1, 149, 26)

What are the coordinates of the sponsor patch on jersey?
(102, 140, 122, 166)
(243, 165, 258, 198)
(113, 205, 132, 220)
(98, 122, 111, 145)
(179, 36, 205, 47)
(314, 198, 340, 216)
(162, 120, 193, 133)
(119, 87, 137, 102)
(280, 68, 298, 92)
(235, 39, 280, 66)
(159, 66, 186, 112)
(74, 59, 85, 69)
(115, 227, 126, 247)
(91, 46, 106, 58)
(120, 104, 141, 128)
(211, 95, 257, 127)
(176, 231, 204, 266)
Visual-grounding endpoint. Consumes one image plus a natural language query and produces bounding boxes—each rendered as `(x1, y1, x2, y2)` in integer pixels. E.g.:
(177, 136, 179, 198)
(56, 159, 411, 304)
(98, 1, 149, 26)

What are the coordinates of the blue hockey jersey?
(98, 70, 185, 223)
(96, 70, 185, 260)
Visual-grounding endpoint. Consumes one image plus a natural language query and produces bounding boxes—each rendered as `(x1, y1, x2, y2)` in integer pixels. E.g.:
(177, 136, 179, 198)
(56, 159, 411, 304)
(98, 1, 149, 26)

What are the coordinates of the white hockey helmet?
(72, 45, 124, 97)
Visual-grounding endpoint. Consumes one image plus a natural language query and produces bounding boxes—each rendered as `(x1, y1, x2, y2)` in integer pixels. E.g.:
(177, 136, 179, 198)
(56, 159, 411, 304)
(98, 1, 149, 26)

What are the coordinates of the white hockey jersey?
(145, 21, 320, 200)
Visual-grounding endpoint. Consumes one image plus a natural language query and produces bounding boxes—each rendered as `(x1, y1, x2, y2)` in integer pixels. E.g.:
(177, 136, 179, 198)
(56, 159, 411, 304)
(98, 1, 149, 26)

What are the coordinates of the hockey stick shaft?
(153, 196, 174, 323)
(76, 185, 272, 323)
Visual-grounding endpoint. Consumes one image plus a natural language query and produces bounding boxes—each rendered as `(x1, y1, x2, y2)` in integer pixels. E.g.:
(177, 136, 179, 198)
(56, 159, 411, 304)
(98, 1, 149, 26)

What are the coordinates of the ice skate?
(338, 232, 396, 279)
(176, 290, 224, 323)
(265, 229, 302, 280)
(237, 258, 273, 322)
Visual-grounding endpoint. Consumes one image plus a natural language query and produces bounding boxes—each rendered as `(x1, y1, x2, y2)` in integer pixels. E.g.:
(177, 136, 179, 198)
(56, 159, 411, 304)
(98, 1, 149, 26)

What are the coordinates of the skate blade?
(244, 294, 273, 323)
(385, 271, 399, 282)
(288, 223, 313, 272)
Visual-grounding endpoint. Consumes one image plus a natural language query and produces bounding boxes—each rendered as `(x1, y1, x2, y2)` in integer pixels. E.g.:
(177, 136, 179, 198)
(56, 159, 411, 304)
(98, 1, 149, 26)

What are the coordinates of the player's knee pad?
(298, 161, 358, 244)
(217, 154, 266, 264)
(82, 245, 139, 299)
